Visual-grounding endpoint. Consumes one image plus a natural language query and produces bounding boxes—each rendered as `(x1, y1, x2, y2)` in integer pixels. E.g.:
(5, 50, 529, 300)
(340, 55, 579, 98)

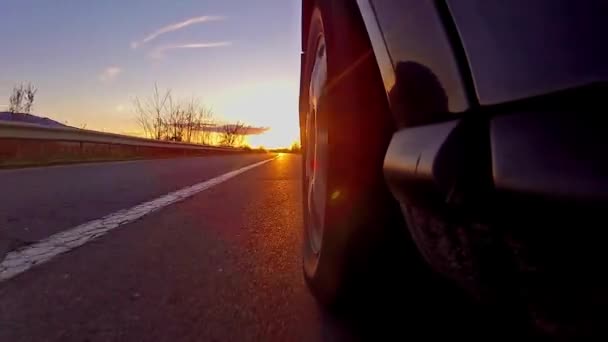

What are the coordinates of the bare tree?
(170, 99, 217, 144)
(220, 121, 247, 147)
(133, 85, 220, 144)
(165, 97, 186, 141)
(133, 84, 171, 140)
(181, 97, 197, 143)
(23, 83, 37, 113)
(194, 105, 215, 145)
(8, 85, 24, 114)
(8, 83, 37, 114)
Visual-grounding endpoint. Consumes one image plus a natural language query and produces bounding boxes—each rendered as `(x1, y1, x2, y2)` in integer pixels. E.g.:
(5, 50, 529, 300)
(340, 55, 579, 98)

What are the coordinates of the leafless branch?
(23, 83, 37, 114)
(8, 85, 24, 114)
(133, 84, 171, 140)
(133, 85, 218, 144)
(220, 121, 248, 147)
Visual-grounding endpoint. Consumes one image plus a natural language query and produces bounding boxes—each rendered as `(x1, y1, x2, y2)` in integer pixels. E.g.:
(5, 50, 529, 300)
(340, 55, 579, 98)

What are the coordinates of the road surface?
(0, 154, 500, 341)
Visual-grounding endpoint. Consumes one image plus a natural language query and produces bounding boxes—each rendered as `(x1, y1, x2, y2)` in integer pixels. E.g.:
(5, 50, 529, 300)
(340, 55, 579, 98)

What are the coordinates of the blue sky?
(0, 0, 301, 147)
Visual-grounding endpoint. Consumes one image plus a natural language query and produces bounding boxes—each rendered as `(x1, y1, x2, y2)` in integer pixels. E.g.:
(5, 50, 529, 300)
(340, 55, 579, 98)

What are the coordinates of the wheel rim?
(306, 36, 329, 254)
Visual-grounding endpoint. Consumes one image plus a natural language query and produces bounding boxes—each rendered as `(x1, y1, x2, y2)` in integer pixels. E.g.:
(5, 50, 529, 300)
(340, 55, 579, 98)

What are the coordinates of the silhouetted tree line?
(134, 85, 250, 147)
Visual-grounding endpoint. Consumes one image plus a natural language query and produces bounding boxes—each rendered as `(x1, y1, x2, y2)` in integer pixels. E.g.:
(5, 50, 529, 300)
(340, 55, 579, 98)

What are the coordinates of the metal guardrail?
(0, 121, 237, 151)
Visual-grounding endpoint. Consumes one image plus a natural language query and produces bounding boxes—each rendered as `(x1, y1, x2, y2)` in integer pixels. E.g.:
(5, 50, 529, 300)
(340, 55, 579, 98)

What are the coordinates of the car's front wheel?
(300, 0, 406, 306)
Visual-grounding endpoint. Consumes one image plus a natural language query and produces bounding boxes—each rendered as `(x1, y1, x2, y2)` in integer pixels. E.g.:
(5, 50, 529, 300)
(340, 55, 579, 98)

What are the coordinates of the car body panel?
(491, 111, 608, 203)
(447, 0, 608, 105)
(357, 0, 470, 127)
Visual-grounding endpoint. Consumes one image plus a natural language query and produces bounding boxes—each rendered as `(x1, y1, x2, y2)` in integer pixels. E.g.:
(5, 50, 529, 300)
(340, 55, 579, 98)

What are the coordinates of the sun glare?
(215, 80, 300, 148)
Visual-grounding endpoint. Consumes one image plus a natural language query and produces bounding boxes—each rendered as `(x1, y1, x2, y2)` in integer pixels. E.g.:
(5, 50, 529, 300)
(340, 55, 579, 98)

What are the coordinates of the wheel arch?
(300, 0, 395, 132)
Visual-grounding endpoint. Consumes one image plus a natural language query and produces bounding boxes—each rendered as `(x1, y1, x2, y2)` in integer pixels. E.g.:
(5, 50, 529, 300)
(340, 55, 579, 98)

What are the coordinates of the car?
(299, 0, 608, 337)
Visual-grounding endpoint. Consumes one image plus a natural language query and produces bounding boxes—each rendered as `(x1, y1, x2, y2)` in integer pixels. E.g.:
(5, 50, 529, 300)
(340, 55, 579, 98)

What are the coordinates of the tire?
(300, 0, 403, 307)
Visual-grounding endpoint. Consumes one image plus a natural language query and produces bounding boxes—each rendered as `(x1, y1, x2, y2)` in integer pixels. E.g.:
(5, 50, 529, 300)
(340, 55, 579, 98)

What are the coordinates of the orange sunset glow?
(1, 1, 301, 149)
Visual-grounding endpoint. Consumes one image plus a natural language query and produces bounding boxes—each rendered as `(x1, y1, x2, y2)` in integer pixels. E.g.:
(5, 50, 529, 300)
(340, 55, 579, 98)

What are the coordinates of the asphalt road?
(0, 154, 274, 246)
(0, 154, 503, 341)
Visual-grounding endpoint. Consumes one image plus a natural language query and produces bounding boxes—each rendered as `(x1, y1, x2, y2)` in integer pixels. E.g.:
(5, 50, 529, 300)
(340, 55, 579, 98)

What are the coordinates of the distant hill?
(0, 112, 66, 128)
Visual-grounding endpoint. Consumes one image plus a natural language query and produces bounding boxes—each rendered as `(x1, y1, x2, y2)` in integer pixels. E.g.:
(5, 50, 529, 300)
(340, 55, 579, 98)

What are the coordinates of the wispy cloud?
(131, 15, 224, 49)
(149, 41, 232, 59)
(99, 66, 122, 82)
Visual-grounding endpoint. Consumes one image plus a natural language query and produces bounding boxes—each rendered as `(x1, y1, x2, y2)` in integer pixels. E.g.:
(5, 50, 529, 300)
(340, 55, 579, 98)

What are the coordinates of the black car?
(299, 0, 608, 336)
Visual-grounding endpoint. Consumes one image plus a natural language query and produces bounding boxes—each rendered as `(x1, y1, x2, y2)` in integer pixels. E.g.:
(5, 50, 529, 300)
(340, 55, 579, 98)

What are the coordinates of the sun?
(213, 80, 301, 149)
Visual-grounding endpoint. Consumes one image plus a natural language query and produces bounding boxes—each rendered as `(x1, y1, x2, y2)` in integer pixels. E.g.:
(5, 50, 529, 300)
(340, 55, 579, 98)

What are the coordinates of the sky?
(0, 0, 301, 148)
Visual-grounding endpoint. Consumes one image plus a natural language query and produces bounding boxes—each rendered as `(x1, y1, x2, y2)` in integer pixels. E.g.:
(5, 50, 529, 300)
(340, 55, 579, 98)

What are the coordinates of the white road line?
(0, 157, 276, 282)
